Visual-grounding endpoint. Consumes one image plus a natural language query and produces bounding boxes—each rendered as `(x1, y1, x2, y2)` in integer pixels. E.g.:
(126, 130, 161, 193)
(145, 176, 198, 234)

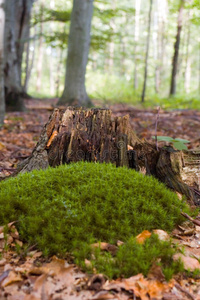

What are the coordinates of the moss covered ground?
(0, 162, 192, 279)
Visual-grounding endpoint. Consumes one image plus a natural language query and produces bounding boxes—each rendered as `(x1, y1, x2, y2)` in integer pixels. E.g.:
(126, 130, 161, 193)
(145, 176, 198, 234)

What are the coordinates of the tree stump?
(17, 107, 200, 205)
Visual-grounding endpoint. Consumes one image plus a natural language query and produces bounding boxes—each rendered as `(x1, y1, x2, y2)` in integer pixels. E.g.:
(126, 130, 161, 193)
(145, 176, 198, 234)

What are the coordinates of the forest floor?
(1, 98, 200, 299)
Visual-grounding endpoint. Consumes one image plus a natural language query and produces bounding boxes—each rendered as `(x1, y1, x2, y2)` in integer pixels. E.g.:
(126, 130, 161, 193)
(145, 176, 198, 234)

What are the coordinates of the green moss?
(75, 234, 184, 280)
(0, 162, 191, 278)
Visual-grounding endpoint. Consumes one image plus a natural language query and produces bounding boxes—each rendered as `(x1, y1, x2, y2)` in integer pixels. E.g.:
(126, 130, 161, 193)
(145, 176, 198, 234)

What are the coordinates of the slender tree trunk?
(4, 0, 34, 111)
(153, 0, 160, 93)
(0, 0, 5, 125)
(169, 0, 184, 96)
(23, 41, 30, 94)
(199, 40, 200, 95)
(56, 47, 64, 98)
(24, 5, 37, 94)
(141, 0, 153, 103)
(184, 9, 191, 94)
(108, 0, 116, 72)
(134, 0, 141, 90)
(49, 47, 55, 96)
(36, 0, 44, 93)
(57, 0, 94, 107)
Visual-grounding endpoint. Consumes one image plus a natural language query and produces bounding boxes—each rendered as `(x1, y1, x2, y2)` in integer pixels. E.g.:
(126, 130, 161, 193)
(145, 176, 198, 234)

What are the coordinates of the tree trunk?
(169, 0, 184, 96)
(0, 0, 5, 125)
(133, 0, 141, 90)
(57, 0, 94, 107)
(184, 9, 191, 94)
(4, 0, 34, 111)
(141, 0, 153, 103)
(17, 107, 200, 206)
(153, 0, 160, 94)
(36, 0, 44, 93)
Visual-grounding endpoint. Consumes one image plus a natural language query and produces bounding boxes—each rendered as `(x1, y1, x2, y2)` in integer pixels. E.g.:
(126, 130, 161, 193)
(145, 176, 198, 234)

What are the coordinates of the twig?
(181, 212, 200, 227)
(175, 283, 195, 300)
(155, 106, 160, 151)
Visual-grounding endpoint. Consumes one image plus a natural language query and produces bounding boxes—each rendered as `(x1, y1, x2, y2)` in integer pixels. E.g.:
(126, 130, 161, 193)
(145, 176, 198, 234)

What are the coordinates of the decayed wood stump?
(17, 107, 200, 205)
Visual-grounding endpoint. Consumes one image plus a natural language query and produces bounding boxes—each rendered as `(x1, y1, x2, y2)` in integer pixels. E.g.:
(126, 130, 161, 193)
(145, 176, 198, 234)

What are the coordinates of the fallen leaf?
(148, 263, 165, 281)
(0, 258, 6, 266)
(136, 230, 151, 244)
(15, 239, 23, 247)
(173, 253, 200, 271)
(87, 274, 106, 290)
(1, 270, 23, 287)
(153, 229, 170, 241)
(91, 242, 118, 255)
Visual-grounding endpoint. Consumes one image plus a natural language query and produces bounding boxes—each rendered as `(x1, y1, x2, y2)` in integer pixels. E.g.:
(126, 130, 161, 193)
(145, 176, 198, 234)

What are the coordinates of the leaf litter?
(1, 99, 200, 298)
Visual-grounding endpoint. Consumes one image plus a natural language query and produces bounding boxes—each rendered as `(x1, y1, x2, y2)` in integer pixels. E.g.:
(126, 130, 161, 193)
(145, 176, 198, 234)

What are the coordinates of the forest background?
(0, 0, 200, 125)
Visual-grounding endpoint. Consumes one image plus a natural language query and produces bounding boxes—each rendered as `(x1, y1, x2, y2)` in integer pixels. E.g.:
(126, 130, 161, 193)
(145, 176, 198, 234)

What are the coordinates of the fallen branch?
(181, 212, 200, 227)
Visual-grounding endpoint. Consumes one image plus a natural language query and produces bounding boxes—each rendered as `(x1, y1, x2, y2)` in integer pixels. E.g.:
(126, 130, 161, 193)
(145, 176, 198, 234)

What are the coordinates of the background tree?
(20, 0, 200, 106)
(141, 0, 153, 103)
(57, 0, 94, 107)
(170, 0, 185, 96)
(0, 0, 5, 124)
(4, 0, 34, 111)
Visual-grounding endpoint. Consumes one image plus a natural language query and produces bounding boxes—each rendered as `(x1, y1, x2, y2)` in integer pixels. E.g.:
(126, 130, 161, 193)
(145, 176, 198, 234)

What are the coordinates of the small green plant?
(152, 136, 190, 150)
(0, 162, 192, 278)
(75, 234, 184, 280)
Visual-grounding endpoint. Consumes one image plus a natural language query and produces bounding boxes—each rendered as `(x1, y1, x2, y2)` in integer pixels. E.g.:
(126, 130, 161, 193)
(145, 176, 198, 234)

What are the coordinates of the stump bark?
(17, 107, 200, 205)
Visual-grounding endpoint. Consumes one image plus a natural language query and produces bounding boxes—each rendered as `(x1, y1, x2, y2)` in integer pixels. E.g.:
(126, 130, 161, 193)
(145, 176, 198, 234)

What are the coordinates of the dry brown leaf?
(153, 229, 170, 241)
(173, 253, 200, 271)
(136, 230, 151, 244)
(15, 239, 23, 247)
(91, 242, 118, 255)
(87, 274, 106, 290)
(85, 259, 92, 268)
(103, 274, 171, 300)
(1, 270, 23, 287)
(147, 263, 165, 281)
(117, 240, 124, 246)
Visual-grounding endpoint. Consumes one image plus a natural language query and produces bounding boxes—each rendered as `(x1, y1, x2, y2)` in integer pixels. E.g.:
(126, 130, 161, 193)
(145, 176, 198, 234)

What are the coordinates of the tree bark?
(133, 0, 141, 90)
(184, 8, 191, 94)
(141, 0, 153, 103)
(4, 0, 34, 111)
(169, 0, 184, 96)
(0, 0, 5, 125)
(17, 107, 200, 206)
(57, 0, 94, 107)
(36, 0, 44, 93)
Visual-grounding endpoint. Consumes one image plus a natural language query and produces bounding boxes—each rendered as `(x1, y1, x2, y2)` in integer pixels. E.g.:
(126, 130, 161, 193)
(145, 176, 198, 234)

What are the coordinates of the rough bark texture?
(4, 0, 34, 111)
(169, 0, 184, 96)
(58, 0, 94, 107)
(0, 0, 5, 124)
(17, 107, 200, 205)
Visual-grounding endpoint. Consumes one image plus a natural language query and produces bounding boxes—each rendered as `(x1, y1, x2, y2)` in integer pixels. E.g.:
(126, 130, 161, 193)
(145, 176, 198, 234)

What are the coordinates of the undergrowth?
(75, 234, 184, 281)
(0, 162, 191, 279)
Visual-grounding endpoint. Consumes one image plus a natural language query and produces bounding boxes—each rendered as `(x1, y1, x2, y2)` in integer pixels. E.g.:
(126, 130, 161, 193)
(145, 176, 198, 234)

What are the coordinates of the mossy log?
(17, 107, 200, 205)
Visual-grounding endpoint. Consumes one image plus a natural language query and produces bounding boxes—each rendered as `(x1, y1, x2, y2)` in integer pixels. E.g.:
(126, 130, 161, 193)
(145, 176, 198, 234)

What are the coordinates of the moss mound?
(0, 162, 190, 278)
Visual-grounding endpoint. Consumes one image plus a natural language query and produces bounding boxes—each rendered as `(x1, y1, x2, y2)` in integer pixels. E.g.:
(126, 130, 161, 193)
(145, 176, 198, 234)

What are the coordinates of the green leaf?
(174, 138, 190, 144)
(152, 136, 174, 142)
(172, 142, 188, 150)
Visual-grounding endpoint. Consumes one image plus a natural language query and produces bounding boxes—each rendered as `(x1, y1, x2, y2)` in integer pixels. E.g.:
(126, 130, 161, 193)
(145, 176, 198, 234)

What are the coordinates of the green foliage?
(75, 234, 184, 280)
(152, 136, 190, 150)
(86, 72, 200, 110)
(0, 162, 191, 278)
